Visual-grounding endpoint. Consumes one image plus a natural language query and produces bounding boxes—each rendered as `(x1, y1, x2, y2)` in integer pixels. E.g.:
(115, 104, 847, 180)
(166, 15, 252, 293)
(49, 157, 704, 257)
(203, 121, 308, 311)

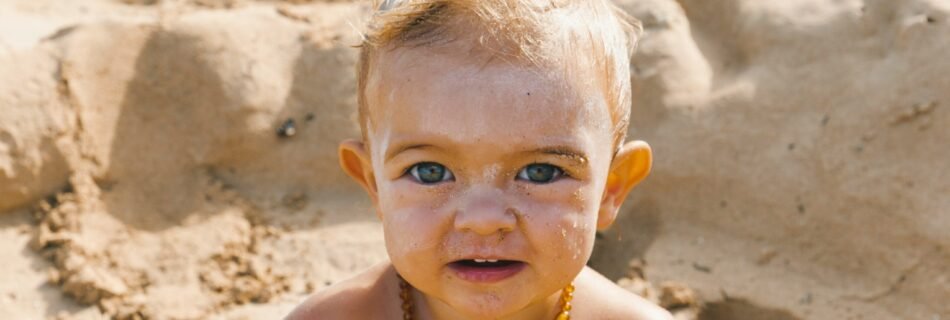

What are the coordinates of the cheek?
(515, 182, 599, 261)
(380, 182, 453, 270)
(546, 213, 597, 263)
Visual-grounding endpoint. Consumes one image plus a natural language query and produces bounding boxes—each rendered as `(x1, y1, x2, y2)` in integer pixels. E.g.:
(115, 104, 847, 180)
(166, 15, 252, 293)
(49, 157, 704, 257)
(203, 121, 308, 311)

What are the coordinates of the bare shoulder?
(285, 262, 398, 320)
(575, 267, 673, 320)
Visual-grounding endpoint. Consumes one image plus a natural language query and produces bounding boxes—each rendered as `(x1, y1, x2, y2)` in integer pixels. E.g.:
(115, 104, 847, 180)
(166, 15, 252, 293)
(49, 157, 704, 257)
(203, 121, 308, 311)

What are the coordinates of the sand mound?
(592, 0, 949, 319)
(0, 0, 946, 319)
(2, 2, 386, 318)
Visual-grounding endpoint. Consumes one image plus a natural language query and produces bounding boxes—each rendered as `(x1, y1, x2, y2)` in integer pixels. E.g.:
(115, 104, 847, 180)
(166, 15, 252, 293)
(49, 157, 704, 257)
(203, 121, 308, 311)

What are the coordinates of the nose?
(453, 187, 517, 236)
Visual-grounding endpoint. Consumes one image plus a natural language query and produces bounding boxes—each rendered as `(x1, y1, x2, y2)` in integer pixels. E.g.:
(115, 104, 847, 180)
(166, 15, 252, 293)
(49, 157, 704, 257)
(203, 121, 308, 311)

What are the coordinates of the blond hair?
(357, 0, 641, 149)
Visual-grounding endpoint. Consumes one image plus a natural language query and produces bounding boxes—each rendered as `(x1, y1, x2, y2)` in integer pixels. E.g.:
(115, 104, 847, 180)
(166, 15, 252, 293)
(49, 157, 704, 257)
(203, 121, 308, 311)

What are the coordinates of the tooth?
(474, 259, 487, 263)
(487, 259, 498, 263)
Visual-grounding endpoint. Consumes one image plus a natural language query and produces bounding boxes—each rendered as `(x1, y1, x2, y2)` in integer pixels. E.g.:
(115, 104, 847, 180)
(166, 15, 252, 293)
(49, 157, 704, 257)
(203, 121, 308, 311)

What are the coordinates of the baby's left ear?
(598, 140, 652, 230)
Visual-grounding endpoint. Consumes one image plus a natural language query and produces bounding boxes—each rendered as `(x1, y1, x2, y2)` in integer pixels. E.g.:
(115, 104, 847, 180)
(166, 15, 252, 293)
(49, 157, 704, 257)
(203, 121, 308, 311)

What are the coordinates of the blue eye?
(517, 164, 564, 183)
(409, 162, 454, 184)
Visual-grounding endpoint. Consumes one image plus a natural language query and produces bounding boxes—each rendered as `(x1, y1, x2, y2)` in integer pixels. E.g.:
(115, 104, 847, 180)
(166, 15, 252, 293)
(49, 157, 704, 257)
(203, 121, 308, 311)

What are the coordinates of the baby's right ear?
(339, 139, 379, 203)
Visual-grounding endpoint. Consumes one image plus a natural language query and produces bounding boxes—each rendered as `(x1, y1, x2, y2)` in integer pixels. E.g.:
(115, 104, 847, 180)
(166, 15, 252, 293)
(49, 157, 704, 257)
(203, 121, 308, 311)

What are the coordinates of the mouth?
(448, 259, 526, 283)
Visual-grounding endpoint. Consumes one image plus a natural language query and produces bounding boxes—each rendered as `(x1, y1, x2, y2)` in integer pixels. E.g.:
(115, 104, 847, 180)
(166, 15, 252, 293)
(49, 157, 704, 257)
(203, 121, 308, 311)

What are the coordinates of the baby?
(287, 0, 669, 319)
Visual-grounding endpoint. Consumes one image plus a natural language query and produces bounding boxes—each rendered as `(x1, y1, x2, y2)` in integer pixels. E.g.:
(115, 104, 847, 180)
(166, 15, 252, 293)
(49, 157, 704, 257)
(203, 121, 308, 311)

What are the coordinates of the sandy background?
(0, 0, 947, 319)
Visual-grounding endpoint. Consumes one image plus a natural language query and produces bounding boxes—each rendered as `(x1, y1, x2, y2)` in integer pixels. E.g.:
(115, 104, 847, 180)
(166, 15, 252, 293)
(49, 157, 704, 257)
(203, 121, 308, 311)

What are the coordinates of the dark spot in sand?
(277, 118, 297, 138)
(692, 262, 712, 273)
(799, 292, 813, 305)
(44, 194, 60, 208)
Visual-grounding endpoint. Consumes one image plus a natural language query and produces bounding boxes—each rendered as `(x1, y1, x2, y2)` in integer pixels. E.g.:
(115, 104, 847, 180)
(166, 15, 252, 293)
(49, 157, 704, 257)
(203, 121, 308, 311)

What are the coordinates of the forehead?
(365, 46, 612, 152)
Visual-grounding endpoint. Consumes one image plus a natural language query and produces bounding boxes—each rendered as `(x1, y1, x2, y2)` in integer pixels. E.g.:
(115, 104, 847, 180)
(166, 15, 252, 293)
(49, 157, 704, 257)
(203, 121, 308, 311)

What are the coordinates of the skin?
(287, 39, 667, 320)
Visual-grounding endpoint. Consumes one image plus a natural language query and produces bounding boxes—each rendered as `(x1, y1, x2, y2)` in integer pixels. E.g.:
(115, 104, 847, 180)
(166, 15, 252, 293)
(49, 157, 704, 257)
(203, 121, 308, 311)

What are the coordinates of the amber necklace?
(397, 275, 574, 320)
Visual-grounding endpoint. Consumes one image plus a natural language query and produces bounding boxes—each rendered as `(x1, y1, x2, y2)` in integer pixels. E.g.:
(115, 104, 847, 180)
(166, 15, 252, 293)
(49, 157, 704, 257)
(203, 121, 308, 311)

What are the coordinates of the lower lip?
(448, 261, 527, 283)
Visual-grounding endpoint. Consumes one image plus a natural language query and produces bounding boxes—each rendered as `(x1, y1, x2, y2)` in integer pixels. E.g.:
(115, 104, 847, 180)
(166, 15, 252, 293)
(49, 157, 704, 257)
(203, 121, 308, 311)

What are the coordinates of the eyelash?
(402, 162, 454, 184)
(517, 163, 568, 183)
(400, 162, 570, 184)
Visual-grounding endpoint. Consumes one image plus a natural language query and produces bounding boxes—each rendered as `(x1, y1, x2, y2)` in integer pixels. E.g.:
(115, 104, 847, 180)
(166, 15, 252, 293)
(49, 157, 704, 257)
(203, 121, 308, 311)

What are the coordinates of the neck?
(415, 287, 564, 320)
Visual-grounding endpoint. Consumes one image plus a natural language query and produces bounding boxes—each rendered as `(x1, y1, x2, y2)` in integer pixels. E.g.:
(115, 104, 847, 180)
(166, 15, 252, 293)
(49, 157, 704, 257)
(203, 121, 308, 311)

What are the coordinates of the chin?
(443, 289, 530, 318)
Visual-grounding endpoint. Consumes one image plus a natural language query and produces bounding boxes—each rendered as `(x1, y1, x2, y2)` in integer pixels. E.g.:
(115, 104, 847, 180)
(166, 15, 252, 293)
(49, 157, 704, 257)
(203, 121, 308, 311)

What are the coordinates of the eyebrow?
(383, 143, 590, 165)
(385, 143, 438, 162)
(527, 146, 589, 165)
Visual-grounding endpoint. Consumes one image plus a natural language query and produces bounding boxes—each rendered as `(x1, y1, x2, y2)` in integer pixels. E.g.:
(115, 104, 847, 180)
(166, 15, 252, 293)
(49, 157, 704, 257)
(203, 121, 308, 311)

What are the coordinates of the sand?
(0, 0, 947, 319)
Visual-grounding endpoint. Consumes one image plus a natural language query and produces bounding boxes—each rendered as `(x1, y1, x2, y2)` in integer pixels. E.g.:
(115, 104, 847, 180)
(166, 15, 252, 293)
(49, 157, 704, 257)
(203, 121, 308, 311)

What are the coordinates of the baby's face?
(342, 45, 645, 317)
